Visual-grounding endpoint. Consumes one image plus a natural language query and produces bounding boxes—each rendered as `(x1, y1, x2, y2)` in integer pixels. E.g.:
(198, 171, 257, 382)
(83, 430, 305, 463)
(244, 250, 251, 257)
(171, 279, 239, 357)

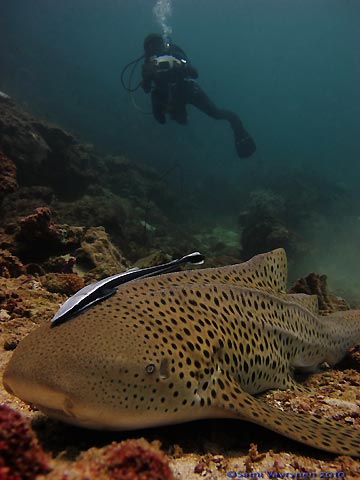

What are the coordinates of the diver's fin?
(235, 132, 256, 158)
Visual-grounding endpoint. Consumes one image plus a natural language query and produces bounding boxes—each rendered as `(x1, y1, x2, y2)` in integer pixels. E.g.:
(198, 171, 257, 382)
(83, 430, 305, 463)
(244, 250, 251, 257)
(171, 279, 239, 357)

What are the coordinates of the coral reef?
(289, 272, 350, 313)
(0, 404, 50, 479)
(0, 152, 18, 201)
(239, 189, 305, 261)
(0, 202, 126, 281)
(0, 99, 199, 263)
(0, 274, 63, 351)
(40, 273, 84, 295)
(12, 207, 83, 265)
(18, 207, 60, 244)
(75, 226, 127, 280)
(63, 439, 175, 480)
(0, 186, 55, 226)
(0, 250, 26, 278)
(241, 218, 294, 260)
(0, 100, 97, 195)
(0, 96, 359, 480)
(42, 255, 76, 274)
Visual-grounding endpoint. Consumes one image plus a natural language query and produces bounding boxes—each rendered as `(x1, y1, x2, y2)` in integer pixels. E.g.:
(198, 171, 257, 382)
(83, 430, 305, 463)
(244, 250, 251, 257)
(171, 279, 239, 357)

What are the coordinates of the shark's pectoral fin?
(214, 376, 360, 457)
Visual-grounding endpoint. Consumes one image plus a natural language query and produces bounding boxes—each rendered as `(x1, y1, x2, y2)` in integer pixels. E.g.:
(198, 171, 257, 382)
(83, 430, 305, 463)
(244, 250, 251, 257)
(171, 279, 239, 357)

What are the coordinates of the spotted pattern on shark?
(3, 249, 360, 456)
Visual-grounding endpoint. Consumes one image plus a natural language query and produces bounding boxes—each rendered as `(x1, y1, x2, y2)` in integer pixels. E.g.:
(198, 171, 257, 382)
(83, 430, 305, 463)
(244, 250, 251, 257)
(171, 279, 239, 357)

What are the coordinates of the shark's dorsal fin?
(213, 248, 288, 292)
(285, 293, 319, 314)
(136, 248, 288, 294)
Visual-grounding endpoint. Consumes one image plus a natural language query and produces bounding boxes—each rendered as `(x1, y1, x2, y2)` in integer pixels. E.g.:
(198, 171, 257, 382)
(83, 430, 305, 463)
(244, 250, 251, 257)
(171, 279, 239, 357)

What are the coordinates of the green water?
(1, 0, 359, 298)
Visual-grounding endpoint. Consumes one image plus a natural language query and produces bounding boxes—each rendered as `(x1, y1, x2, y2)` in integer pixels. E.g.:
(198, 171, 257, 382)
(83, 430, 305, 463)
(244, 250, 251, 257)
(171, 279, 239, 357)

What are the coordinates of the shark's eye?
(146, 363, 156, 374)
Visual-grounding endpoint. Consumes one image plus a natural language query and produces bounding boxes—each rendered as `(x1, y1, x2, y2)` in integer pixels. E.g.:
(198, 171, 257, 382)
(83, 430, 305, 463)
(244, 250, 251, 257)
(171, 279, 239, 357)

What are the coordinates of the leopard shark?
(3, 249, 360, 456)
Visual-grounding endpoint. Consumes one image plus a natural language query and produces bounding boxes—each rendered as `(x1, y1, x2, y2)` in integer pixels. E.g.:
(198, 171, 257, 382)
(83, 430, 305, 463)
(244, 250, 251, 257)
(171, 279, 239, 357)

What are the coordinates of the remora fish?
(3, 249, 360, 456)
(51, 251, 205, 324)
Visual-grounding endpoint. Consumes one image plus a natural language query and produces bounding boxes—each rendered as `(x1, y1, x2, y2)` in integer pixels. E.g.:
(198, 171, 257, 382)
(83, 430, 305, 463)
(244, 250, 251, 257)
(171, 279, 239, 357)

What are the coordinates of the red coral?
(41, 272, 84, 295)
(80, 439, 175, 480)
(0, 404, 50, 480)
(103, 440, 174, 480)
(0, 250, 26, 278)
(0, 152, 18, 199)
(18, 207, 59, 243)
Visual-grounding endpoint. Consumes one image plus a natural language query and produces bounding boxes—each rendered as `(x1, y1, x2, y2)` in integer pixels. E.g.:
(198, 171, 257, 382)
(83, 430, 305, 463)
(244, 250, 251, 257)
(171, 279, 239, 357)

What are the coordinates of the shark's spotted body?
(3, 249, 360, 456)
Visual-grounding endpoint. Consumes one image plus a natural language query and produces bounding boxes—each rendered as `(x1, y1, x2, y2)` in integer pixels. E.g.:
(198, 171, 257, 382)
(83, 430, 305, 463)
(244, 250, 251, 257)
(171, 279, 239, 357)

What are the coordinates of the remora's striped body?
(3, 249, 360, 456)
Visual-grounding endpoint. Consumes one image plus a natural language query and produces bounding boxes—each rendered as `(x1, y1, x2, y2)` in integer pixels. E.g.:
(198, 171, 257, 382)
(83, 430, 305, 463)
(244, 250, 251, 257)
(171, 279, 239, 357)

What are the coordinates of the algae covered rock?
(75, 226, 127, 279)
(0, 249, 26, 278)
(0, 152, 18, 201)
(68, 439, 175, 480)
(0, 404, 50, 479)
(289, 272, 350, 313)
(40, 272, 85, 296)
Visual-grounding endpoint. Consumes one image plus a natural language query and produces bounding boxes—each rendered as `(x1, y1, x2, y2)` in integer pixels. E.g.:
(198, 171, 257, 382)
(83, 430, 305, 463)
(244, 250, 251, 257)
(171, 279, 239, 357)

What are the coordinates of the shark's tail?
(216, 375, 360, 457)
(320, 309, 360, 365)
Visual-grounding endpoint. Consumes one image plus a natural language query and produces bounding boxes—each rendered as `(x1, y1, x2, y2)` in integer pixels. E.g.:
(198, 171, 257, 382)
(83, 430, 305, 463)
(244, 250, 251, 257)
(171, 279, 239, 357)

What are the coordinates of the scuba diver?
(140, 33, 256, 159)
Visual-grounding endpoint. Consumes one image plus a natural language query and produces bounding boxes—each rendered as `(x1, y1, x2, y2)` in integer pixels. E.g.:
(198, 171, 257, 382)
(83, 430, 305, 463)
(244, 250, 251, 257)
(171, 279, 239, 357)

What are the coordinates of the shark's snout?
(3, 365, 99, 428)
(4, 365, 68, 413)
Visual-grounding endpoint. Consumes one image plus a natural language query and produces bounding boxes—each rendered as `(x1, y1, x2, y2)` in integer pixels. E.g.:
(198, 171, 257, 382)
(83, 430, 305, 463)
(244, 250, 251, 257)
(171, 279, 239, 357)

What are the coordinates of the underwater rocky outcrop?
(0, 404, 50, 479)
(0, 97, 359, 478)
(0, 97, 199, 265)
(289, 271, 350, 313)
(237, 178, 352, 270)
(0, 152, 18, 202)
(0, 205, 124, 273)
(0, 402, 176, 480)
(239, 189, 306, 261)
(61, 439, 175, 480)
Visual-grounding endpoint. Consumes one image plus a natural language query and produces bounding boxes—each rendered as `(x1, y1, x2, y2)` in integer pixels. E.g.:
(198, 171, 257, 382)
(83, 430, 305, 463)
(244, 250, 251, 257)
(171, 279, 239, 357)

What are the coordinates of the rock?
(241, 218, 296, 260)
(0, 151, 18, 201)
(0, 100, 97, 196)
(0, 404, 50, 479)
(31, 121, 75, 151)
(18, 207, 59, 243)
(288, 272, 350, 313)
(4, 336, 19, 351)
(75, 226, 127, 279)
(239, 189, 304, 261)
(134, 250, 172, 269)
(0, 309, 11, 322)
(0, 102, 51, 179)
(40, 273, 84, 295)
(42, 255, 76, 273)
(0, 91, 12, 102)
(0, 186, 55, 226)
(72, 439, 174, 480)
(0, 275, 65, 327)
(0, 249, 26, 277)
(14, 207, 84, 263)
(54, 190, 128, 237)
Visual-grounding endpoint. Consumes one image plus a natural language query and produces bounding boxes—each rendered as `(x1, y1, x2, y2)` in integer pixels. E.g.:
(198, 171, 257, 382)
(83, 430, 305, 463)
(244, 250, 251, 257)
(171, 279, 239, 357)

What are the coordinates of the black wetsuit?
(141, 43, 256, 158)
